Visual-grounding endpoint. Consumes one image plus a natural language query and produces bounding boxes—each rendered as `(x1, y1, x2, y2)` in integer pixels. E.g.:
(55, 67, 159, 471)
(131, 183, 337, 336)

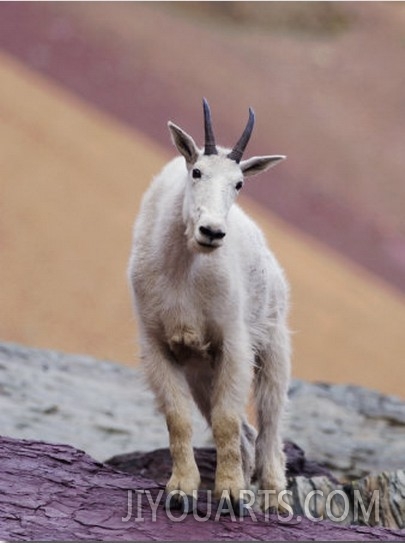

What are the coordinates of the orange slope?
(1, 52, 404, 397)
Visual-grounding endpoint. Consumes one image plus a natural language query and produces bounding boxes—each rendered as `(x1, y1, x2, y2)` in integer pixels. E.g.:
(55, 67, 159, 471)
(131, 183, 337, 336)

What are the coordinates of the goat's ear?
(240, 155, 286, 177)
(168, 122, 199, 166)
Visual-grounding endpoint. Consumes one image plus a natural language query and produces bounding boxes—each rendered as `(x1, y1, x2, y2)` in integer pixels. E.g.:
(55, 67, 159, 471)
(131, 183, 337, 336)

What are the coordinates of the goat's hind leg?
(241, 419, 257, 489)
(254, 324, 291, 512)
(142, 340, 200, 513)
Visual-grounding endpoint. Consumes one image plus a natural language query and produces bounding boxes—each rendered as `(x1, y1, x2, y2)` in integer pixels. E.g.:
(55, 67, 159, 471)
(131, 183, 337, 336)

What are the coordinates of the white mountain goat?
(128, 99, 291, 514)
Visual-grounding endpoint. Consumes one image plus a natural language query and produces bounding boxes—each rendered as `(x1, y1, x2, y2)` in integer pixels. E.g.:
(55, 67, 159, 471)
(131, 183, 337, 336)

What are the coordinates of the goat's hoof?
(265, 505, 278, 516)
(165, 492, 196, 515)
(219, 497, 249, 518)
(180, 494, 197, 514)
(232, 498, 249, 518)
(265, 504, 291, 518)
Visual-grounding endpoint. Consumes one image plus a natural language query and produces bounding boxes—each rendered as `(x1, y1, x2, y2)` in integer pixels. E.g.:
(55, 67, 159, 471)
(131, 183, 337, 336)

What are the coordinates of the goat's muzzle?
(199, 225, 226, 241)
(195, 224, 226, 251)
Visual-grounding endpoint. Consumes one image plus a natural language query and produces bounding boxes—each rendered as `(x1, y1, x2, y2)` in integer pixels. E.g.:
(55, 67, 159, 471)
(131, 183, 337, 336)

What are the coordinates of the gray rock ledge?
(1, 341, 405, 481)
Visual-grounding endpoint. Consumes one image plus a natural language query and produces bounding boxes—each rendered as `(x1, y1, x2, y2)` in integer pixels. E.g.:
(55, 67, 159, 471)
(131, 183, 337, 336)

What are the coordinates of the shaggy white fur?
(128, 101, 291, 512)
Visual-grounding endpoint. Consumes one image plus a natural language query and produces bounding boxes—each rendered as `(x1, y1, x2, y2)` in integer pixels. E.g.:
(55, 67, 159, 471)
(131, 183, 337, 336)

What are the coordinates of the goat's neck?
(161, 189, 196, 281)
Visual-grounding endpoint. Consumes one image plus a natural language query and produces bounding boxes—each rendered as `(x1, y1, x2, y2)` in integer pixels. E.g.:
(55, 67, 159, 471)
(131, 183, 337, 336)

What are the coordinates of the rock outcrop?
(1, 341, 404, 479)
(107, 444, 405, 531)
(1, 341, 404, 538)
(287, 380, 405, 480)
(0, 342, 211, 460)
(0, 436, 403, 541)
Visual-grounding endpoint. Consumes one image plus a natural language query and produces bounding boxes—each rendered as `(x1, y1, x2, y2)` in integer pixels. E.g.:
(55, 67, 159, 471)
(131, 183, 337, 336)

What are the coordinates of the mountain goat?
(128, 99, 291, 514)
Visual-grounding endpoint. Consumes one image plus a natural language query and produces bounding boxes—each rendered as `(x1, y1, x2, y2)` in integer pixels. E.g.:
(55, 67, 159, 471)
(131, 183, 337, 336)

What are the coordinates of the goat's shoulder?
(131, 157, 185, 246)
(228, 204, 274, 266)
(139, 157, 185, 211)
(228, 203, 289, 300)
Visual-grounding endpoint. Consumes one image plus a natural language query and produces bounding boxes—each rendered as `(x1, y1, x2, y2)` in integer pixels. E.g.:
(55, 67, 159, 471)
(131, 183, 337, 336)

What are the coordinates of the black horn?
(203, 98, 218, 156)
(227, 107, 255, 163)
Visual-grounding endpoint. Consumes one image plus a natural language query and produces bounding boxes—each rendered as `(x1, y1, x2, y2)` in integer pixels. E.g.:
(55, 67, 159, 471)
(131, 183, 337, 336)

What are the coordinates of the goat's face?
(182, 153, 244, 252)
(168, 100, 286, 253)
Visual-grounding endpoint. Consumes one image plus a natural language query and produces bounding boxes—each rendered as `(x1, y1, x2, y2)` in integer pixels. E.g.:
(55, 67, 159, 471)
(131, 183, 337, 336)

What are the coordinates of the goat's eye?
(192, 168, 202, 179)
(235, 181, 243, 191)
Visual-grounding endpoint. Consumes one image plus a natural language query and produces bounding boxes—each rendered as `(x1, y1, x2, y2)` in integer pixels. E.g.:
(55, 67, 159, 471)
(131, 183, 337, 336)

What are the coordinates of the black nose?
(199, 226, 226, 240)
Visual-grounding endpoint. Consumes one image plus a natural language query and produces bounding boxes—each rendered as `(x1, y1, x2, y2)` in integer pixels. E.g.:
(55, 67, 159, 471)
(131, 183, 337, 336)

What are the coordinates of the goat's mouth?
(198, 241, 217, 249)
(195, 238, 221, 252)
(190, 225, 225, 252)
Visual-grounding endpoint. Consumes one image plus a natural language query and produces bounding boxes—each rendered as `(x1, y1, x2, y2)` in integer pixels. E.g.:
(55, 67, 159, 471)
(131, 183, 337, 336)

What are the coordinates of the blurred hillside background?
(0, 2, 404, 397)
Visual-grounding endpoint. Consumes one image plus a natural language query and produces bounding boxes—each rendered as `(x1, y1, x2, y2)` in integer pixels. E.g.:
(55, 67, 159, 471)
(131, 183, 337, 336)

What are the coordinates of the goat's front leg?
(165, 408, 200, 502)
(254, 324, 291, 513)
(142, 340, 200, 510)
(211, 338, 254, 513)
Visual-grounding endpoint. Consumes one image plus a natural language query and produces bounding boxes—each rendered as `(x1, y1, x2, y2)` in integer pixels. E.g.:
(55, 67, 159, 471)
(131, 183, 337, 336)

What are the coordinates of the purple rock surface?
(0, 435, 403, 540)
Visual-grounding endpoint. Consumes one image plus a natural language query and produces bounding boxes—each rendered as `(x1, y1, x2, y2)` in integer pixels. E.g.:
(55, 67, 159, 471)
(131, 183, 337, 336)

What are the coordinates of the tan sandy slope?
(0, 53, 404, 397)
